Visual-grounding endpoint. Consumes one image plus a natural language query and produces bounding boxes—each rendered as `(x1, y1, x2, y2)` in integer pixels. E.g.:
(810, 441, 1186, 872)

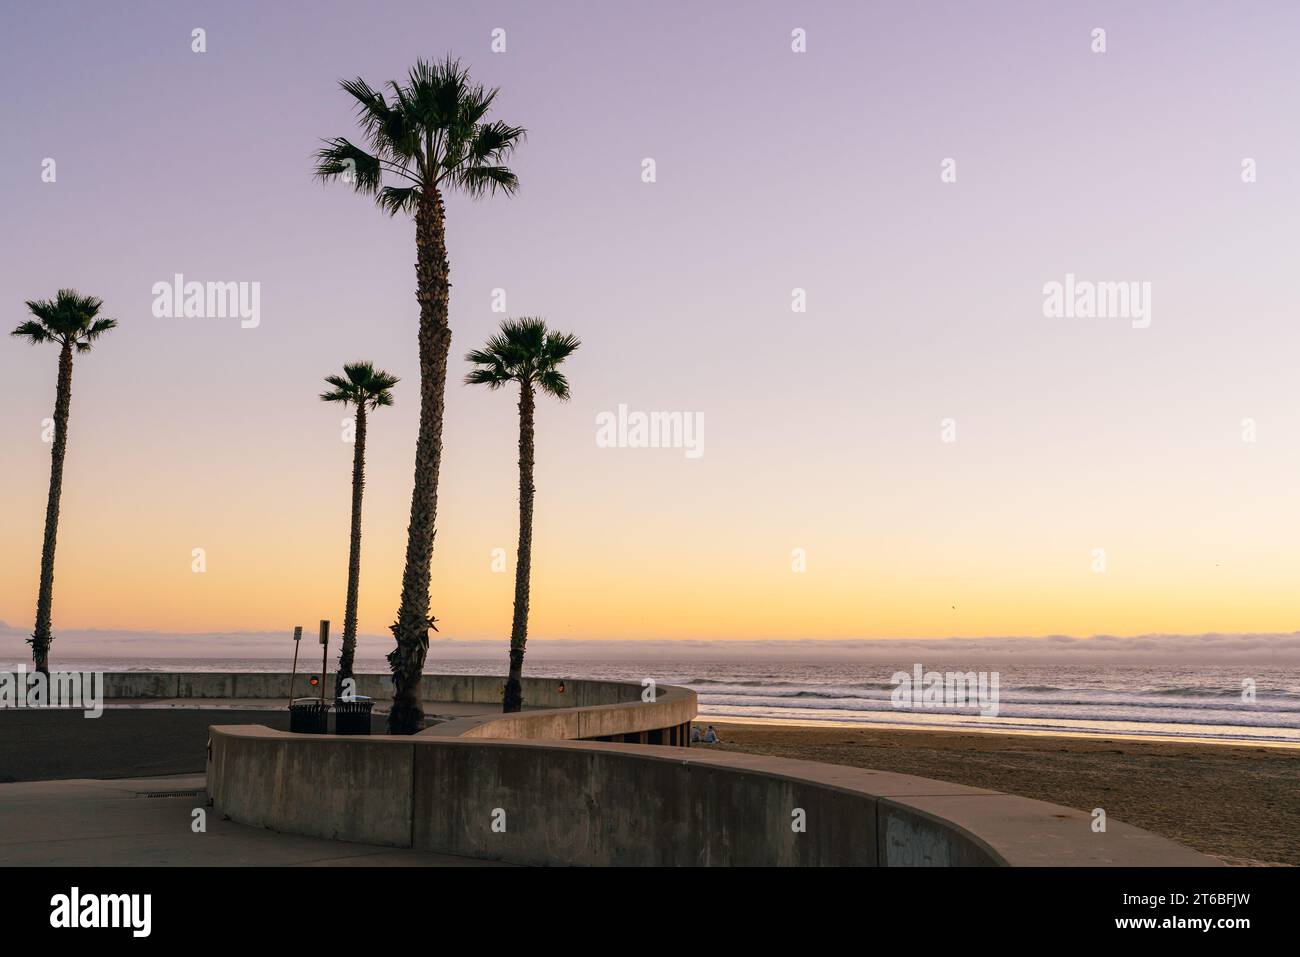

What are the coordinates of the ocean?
(19, 654, 1300, 746)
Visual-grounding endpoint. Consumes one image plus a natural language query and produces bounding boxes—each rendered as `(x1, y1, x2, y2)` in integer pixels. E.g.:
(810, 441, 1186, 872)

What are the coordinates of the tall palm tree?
(315, 57, 525, 733)
(321, 362, 399, 700)
(11, 290, 117, 674)
(465, 318, 580, 712)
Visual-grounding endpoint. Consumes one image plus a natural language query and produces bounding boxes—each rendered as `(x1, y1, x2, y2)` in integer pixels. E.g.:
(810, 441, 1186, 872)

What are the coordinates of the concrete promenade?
(0, 774, 506, 866)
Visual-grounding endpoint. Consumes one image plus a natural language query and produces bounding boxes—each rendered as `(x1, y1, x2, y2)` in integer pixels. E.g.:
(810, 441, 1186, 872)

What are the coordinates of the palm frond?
(324, 363, 398, 407)
(468, 121, 525, 162)
(453, 83, 497, 130)
(464, 317, 580, 397)
(541, 331, 582, 366)
(536, 368, 571, 400)
(343, 362, 376, 385)
(317, 57, 523, 212)
(17, 290, 114, 347)
(409, 56, 470, 133)
(455, 165, 520, 198)
(338, 76, 393, 143)
(369, 370, 400, 392)
(10, 319, 52, 343)
(378, 185, 420, 215)
(464, 365, 511, 389)
(81, 317, 117, 345)
(321, 371, 357, 405)
(313, 138, 386, 195)
(52, 289, 104, 321)
(23, 297, 60, 326)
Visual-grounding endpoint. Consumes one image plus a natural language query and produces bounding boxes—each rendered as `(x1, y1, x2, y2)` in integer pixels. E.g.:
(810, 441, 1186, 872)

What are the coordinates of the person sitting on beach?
(690, 725, 701, 743)
(702, 725, 719, 744)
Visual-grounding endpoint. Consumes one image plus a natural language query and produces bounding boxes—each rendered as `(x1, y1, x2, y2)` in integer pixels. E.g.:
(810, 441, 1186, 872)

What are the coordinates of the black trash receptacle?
(333, 696, 374, 735)
(289, 697, 329, 734)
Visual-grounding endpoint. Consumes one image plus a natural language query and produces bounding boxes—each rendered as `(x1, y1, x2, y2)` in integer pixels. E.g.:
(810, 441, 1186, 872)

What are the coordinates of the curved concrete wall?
(104, 671, 648, 706)
(206, 725, 1218, 867)
(104, 670, 691, 738)
(102, 672, 697, 744)
(420, 681, 695, 741)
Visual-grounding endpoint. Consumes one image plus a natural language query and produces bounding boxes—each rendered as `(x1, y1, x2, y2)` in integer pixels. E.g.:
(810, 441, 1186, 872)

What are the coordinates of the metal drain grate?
(139, 789, 204, 799)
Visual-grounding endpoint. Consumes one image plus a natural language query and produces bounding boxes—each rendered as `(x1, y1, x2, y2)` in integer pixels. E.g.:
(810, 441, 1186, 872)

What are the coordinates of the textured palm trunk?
(32, 341, 74, 675)
(503, 382, 535, 713)
(388, 188, 452, 734)
(335, 401, 367, 700)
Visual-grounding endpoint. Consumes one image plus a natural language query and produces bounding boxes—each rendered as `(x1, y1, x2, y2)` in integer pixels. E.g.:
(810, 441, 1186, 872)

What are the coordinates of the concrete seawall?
(418, 680, 696, 742)
(206, 725, 1218, 866)
(103, 672, 697, 744)
(104, 671, 658, 706)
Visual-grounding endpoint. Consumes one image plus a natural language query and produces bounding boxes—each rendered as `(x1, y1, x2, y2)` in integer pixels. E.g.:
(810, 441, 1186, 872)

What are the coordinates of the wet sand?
(709, 721, 1300, 865)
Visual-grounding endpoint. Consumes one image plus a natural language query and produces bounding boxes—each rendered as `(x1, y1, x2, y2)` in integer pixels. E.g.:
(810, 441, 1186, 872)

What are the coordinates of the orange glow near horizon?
(4, 384, 1299, 642)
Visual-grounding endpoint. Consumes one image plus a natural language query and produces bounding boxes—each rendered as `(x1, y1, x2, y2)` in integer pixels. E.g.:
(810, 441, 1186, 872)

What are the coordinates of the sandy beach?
(710, 722, 1300, 866)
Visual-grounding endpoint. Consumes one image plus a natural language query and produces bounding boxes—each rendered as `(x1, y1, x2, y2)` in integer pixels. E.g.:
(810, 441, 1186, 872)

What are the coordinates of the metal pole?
(287, 626, 302, 707)
(319, 620, 330, 707)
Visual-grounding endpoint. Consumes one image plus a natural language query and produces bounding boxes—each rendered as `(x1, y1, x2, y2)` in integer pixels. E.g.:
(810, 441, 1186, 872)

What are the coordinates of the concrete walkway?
(0, 774, 507, 866)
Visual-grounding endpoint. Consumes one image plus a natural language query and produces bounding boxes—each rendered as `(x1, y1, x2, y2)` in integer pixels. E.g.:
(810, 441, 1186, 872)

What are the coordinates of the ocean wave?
(1145, 687, 1253, 698)
(691, 686, 1300, 711)
(684, 678, 898, 690)
(695, 694, 1300, 725)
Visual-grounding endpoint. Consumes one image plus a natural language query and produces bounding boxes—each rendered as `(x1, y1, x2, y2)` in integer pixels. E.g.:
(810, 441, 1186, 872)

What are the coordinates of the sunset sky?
(3, 1, 1300, 651)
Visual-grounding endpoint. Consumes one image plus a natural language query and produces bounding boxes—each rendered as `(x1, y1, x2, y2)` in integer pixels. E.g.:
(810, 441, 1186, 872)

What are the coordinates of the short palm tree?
(314, 57, 525, 733)
(11, 290, 117, 674)
(465, 318, 580, 712)
(321, 362, 399, 700)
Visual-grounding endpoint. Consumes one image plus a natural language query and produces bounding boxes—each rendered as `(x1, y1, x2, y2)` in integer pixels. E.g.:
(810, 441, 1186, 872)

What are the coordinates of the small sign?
(293, 626, 303, 642)
(319, 620, 330, 645)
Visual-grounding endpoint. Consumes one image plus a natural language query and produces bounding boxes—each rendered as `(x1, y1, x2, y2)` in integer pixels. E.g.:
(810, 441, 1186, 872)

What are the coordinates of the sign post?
(287, 626, 303, 707)
(318, 620, 330, 707)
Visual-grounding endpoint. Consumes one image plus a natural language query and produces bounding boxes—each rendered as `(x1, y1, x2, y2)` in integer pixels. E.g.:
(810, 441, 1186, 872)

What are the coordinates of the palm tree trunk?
(388, 187, 451, 734)
(335, 401, 366, 700)
(32, 341, 74, 675)
(503, 381, 535, 713)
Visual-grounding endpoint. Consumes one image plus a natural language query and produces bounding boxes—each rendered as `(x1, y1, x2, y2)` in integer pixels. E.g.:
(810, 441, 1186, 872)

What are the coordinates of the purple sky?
(3, 2, 1300, 652)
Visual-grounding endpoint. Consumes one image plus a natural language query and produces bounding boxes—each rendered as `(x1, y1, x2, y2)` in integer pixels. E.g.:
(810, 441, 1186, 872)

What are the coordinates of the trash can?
(289, 697, 329, 734)
(333, 695, 374, 735)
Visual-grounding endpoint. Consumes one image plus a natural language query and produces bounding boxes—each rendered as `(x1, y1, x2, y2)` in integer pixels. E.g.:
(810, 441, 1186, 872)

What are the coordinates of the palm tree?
(11, 290, 117, 674)
(314, 57, 525, 733)
(321, 362, 399, 700)
(465, 318, 580, 712)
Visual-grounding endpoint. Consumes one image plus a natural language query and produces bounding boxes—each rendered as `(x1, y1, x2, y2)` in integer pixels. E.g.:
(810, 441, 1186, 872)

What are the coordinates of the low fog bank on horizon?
(1, 622, 1298, 665)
